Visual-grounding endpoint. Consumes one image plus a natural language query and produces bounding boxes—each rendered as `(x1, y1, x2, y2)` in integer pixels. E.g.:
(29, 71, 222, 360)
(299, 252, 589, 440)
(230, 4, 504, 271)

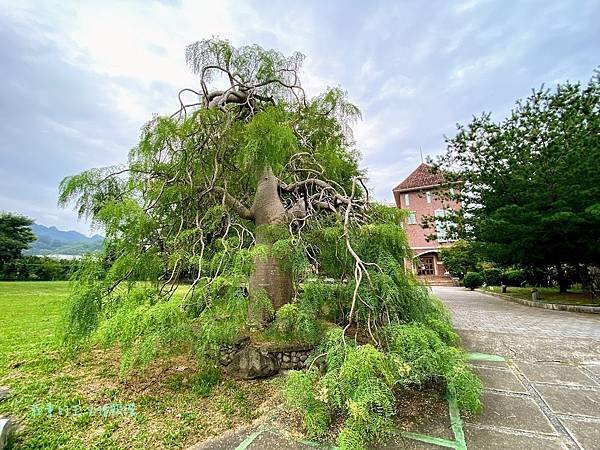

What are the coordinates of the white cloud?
(1, 0, 598, 234)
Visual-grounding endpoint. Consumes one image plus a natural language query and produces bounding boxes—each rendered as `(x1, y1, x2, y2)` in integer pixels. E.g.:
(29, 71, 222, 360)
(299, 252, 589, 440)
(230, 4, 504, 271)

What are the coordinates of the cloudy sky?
(1, 0, 598, 234)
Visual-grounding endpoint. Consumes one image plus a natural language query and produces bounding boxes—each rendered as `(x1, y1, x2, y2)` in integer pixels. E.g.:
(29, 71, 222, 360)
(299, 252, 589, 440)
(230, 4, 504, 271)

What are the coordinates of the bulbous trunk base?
(247, 167, 293, 327)
(248, 252, 293, 326)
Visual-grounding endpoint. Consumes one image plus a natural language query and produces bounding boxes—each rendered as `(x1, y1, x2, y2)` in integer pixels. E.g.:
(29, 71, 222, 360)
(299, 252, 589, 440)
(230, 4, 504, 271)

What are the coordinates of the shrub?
(463, 272, 483, 290)
(421, 315, 459, 346)
(284, 325, 482, 450)
(502, 269, 525, 286)
(483, 268, 502, 286)
(382, 324, 482, 412)
(267, 303, 324, 344)
(283, 370, 331, 439)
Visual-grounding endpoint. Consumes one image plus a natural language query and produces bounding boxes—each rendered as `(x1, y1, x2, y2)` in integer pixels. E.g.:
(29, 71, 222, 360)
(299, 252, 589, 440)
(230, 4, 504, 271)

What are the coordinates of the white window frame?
(434, 209, 447, 241)
(407, 212, 417, 225)
(425, 191, 432, 204)
(404, 193, 410, 206)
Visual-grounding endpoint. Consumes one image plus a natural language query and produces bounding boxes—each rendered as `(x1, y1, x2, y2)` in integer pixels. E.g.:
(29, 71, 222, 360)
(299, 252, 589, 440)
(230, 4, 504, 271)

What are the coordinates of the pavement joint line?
(480, 389, 530, 398)
(580, 366, 600, 385)
(533, 381, 600, 391)
(556, 413, 600, 422)
(464, 422, 562, 438)
(556, 418, 585, 450)
(481, 387, 529, 395)
(507, 360, 579, 449)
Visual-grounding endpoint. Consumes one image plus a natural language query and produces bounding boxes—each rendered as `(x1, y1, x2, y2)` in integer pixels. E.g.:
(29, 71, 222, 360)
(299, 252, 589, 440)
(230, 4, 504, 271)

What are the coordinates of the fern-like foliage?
(285, 317, 482, 450)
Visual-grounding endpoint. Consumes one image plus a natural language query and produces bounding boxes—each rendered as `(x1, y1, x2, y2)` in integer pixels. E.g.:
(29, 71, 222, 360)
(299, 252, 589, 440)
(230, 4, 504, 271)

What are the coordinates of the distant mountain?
(24, 224, 104, 256)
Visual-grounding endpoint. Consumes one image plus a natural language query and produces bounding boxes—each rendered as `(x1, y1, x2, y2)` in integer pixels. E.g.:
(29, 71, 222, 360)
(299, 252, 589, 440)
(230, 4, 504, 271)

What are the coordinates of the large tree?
(60, 39, 367, 324)
(59, 39, 481, 449)
(436, 71, 600, 291)
(0, 212, 36, 269)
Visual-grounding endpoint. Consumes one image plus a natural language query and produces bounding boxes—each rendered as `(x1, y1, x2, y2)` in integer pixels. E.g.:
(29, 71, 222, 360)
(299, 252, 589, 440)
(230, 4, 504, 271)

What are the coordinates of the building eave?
(393, 183, 443, 193)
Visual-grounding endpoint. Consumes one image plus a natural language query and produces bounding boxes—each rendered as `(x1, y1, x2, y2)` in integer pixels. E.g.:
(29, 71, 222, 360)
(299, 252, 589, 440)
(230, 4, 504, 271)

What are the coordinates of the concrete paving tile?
(472, 366, 527, 393)
(559, 417, 600, 450)
(465, 392, 556, 434)
(535, 384, 600, 417)
(464, 425, 566, 450)
(516, 361, 597, 386)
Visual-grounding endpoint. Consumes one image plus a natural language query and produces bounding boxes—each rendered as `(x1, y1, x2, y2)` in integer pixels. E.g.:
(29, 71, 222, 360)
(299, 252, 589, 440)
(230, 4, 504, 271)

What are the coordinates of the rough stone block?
(0, 387, 9, 402)
(225, 347, 279, 379)
(0, 417, 16, 450)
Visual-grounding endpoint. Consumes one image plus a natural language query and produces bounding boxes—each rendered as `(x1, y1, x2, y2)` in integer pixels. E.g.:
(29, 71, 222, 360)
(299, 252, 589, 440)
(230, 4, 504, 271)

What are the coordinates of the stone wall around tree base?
(219, 337, 314, 379)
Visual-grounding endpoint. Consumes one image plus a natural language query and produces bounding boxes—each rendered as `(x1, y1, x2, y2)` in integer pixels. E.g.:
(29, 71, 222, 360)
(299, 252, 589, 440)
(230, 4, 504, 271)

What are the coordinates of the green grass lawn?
(0, 281, 277, 449)
(482, 285, 598, 306)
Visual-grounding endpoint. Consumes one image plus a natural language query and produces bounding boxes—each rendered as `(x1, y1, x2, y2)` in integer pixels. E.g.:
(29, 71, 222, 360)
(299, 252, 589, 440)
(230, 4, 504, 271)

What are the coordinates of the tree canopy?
(58, 39, 481, 449)
(0, 212, 36, 268)
(436, 71, 600, 289)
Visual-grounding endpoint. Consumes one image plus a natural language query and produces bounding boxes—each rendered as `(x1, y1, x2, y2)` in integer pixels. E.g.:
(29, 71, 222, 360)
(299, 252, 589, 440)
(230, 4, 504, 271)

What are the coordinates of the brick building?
(392, 163, 458, 284)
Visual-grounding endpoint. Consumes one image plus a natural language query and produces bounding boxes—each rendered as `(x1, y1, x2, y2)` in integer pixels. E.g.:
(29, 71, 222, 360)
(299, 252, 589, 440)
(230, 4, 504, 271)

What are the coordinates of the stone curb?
(477, 290, 600, 314)
(0, 416, 16, 450)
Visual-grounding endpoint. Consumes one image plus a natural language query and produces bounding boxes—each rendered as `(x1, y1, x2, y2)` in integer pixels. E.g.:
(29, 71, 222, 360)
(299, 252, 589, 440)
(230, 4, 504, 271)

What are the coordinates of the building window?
(426, 191, 432, 204)
(407, 212, 417, 225)
(404, 193, 410, 206)
(434, 209, 447, 241)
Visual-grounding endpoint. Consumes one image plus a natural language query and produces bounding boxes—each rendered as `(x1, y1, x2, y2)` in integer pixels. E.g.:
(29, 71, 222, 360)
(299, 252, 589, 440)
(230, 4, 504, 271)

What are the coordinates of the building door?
(417, 256, 435, 276)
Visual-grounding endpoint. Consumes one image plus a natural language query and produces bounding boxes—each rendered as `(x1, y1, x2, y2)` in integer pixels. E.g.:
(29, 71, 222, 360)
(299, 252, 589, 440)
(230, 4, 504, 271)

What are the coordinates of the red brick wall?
(394, 187, 460, 252)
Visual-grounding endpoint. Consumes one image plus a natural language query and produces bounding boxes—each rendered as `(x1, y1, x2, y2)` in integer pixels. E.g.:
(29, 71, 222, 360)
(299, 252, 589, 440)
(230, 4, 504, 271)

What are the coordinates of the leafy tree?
(463, 272, 483, 290)
(0, 256, 78, 280)
(483, 268, 502, 286)
(60, 39, 365, 323)
(58, 39, 480, 447)
(437, 71, 600, 292)
(439, 240, 479, 278)
(0, 212, 36, 271)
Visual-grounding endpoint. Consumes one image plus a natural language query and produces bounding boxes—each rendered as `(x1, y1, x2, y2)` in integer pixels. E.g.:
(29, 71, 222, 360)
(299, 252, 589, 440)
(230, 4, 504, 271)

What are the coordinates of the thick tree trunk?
(247, 167, 293, 327)
(577, 264, 591, 293)
(555, 263, 568, 293)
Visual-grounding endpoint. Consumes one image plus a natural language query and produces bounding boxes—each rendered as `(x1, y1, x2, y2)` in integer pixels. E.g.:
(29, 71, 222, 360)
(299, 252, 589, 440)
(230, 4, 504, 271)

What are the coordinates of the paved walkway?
(433, 287, 600, 450)
(190, 288, 600, 449)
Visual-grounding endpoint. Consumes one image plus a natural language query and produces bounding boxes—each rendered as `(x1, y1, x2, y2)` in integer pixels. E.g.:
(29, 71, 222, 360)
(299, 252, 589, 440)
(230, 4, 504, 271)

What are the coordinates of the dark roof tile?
(393, 163, 444, 192)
